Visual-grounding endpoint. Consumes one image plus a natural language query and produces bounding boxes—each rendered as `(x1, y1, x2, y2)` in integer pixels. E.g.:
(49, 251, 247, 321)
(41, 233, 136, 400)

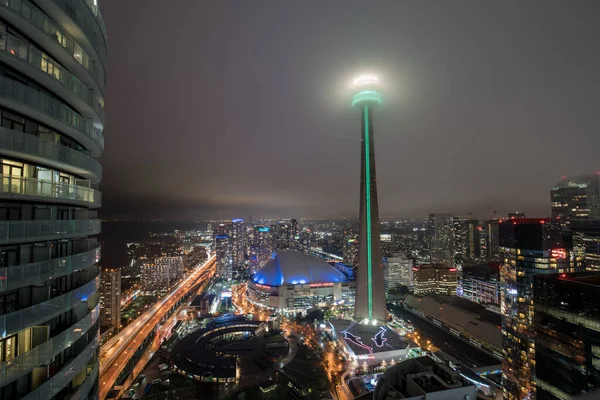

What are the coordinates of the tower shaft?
(354, 104, 386, 321)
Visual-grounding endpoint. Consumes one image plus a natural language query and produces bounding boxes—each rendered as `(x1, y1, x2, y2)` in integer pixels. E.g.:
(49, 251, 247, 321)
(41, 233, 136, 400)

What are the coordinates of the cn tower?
(352, 75, 386, 323)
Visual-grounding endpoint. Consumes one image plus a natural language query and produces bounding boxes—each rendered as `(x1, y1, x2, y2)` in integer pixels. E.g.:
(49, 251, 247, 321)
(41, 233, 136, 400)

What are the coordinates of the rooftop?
(404, 294, 502, 351)
(552, 174, 600, 190)
(330, 319, 412, 356)
(373, 356, 476, 400)
(560, 273, 600, 287)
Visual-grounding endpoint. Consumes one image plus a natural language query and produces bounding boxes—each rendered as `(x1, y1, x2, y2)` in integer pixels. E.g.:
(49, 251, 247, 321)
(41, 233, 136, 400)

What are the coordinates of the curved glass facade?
(0, 1, 103, 398)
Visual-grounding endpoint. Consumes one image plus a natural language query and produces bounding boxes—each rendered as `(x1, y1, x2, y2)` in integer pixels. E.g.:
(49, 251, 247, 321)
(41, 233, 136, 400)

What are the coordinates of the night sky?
(100, 1, 600, 220)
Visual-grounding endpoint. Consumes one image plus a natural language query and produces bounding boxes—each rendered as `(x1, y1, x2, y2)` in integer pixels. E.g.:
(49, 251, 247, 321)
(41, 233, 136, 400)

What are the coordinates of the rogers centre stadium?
(248, 251, 356, 311)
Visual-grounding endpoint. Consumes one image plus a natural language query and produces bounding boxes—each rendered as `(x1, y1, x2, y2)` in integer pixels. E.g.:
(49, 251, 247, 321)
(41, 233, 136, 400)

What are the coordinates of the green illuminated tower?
(352, 76, 386, 323)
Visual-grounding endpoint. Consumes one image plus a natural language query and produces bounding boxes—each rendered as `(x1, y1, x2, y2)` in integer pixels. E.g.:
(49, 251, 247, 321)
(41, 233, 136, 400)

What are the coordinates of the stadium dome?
(252, 251, 349, 286)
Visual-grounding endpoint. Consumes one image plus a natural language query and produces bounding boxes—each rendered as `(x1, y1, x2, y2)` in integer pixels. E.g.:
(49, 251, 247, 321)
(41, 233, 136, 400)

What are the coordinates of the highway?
(99, 255, 215, 400)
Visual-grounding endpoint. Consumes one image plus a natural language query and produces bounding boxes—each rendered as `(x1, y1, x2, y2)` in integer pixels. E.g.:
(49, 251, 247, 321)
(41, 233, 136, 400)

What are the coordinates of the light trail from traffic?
(99, 255, 215, 400)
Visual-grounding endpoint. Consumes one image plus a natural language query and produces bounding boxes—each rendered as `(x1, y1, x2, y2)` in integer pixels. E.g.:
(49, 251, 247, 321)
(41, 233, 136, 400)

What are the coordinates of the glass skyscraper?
(0, 0, 106, 398)
(500, 219, 571, 400)
(534, 273, 600, 400)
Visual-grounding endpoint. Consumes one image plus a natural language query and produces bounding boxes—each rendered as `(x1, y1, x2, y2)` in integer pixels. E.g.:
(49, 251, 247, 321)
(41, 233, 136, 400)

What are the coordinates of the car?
(128, 389, 136, 395)
(158, 363, 169, 372)
(152, 379, 162, 385)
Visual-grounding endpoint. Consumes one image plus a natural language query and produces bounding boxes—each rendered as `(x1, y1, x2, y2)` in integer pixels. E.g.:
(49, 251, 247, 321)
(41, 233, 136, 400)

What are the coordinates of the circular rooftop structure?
(252, 250, 349, 286)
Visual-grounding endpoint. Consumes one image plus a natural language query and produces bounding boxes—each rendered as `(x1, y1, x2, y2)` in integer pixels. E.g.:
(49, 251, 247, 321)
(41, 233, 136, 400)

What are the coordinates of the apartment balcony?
(0, 304, 98, 387)
(0, 246, 100, 292)
(0, 76, 103, 156)
(0, 275, 99, 337)
(0, 175, 101, 207)
(0, 128, 102, 183)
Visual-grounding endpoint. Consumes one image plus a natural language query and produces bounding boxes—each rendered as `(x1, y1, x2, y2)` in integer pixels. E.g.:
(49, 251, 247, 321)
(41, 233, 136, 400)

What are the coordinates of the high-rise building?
(551, 174, 600, 223)
(467, 219, 482, 261)
(99, 268, 121, 331)
(351, 75, 386, 323)
(500, 218, 571, 400)
(0, 1, 106, 397)
(429, 213, 454, 266)
(250, 225, 272, 275)
(452, 216, 468, 266)
(570, 219, 600, 271)
(343, 237, 359, 268)
(140, 256, 183, 293)
(272, 219, 292, 250)
(413, 264, 457, 296)
(383, 253, 413, 297)
(215, 234, 231, 281)
(290, 218, 299, 249)
(534, 273, 600, 399)
(486, 219, 500, 260)
(230, 218, 245, 281)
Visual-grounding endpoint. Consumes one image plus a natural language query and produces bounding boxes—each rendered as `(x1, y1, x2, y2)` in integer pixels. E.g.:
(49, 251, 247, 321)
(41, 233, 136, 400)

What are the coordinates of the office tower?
(429, 213, 454, 266)
(272, 219, 291, 250)
(412, 264, 457, 296)
(534, 273, 600, 399)
(215, 234, 231, 282)
(570, 219, 600, 271)
(343, 237, 359, 268)
(231, 218, 245, 281)
(0, 1, 106, 398)
(500, 218, 571, 400)
(551, 174, 600, 222)
(351, 75, 386, 322)
(486, 219, 500, 260)
(452, 216, 468, 267)
(467, 219, 482, 261)
(99, 268, 121, 331)
(249, 225, 272, 275)
(290, 218, 299, 248)
(383, 253, 414, 297)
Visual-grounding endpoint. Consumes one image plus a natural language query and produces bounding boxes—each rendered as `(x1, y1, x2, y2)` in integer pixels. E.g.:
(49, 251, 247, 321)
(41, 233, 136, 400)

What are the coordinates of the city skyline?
(100, 1, 600, 219)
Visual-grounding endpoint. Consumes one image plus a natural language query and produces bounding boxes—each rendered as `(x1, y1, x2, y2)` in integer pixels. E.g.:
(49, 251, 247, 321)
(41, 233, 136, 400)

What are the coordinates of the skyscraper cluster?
(213, 218, 303, 283)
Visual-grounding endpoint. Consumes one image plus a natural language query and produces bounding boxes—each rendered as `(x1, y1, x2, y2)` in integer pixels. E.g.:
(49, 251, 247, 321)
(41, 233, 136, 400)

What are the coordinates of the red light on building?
(477, 226, 483, 231)
(309, 283, 334, 288)
(449, 268, 457, 272)
(412, 267, 419, 271)
(560, 273, 567, 278)
(551, 248, 567, 259)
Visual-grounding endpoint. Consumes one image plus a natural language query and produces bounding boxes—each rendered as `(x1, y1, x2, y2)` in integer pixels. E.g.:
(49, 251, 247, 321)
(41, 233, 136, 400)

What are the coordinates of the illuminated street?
(99, 256, 215, 399)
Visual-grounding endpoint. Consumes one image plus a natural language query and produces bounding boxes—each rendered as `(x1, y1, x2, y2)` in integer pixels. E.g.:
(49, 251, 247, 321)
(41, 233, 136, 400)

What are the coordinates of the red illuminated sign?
(309, 283, 334, 288)
(551, 248, 567, 259)
(255, 284, 271, 290)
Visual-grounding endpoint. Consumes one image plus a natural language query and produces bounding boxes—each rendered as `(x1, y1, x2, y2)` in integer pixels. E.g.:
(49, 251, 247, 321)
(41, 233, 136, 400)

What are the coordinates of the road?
(99, 255, 215, 400)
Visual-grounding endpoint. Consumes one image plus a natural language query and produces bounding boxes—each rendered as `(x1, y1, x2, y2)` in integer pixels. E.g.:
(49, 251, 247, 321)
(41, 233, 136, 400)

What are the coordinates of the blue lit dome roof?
(252, 251, 349, 286)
